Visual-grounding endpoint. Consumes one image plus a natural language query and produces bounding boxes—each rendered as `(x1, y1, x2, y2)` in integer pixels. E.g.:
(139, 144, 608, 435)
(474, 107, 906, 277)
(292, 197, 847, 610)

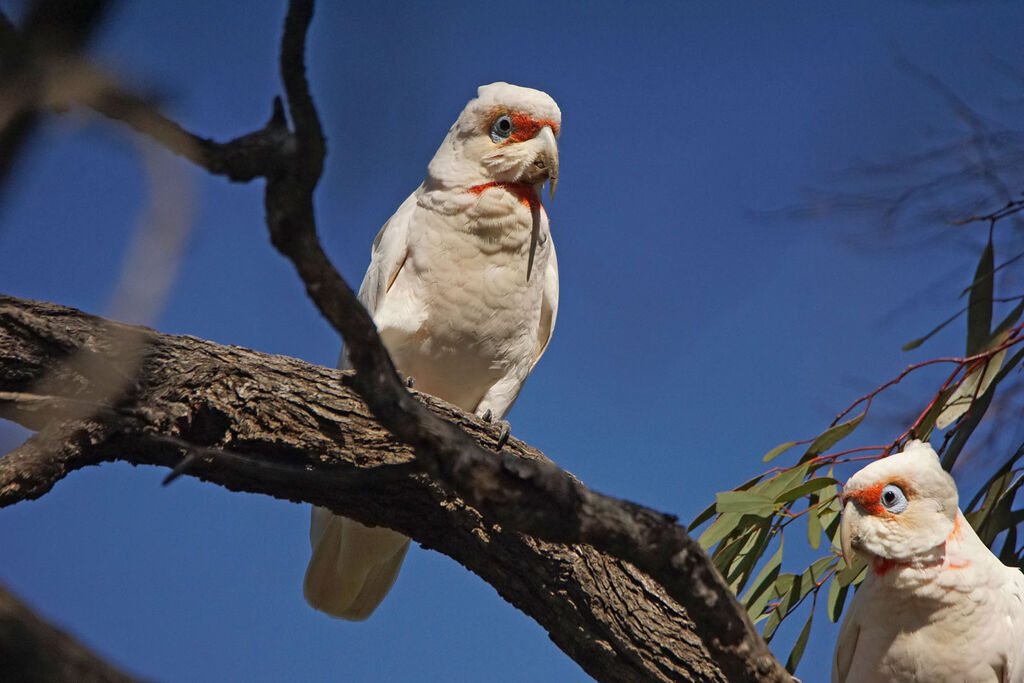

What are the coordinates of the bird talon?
(406, 375, 415, 388)
(495, 420, 511, 450)
(482, 409, 493, 423)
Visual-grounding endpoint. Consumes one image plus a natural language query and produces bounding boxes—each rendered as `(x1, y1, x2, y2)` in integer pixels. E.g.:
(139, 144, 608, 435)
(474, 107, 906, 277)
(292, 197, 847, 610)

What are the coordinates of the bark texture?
(0, 294, 724, 682)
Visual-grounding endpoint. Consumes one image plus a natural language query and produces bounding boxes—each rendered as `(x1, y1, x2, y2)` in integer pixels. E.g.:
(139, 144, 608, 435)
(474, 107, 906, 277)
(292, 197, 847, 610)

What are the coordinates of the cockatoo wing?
(531, 234, 558, 370)
(337, 192, 418, 370)
(831, 596, 861, 682)
(305, 192, 417, 620)
(1004, 567, 1024, 682)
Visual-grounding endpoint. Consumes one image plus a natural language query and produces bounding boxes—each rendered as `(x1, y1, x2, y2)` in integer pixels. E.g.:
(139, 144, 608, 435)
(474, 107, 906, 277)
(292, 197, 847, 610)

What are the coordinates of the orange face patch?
(843, 477, 914, 516)
(486, 108, 560, 143)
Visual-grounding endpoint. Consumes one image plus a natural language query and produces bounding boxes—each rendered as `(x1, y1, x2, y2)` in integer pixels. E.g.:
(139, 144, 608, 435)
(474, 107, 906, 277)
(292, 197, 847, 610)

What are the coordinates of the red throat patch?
(468, 182, 540, 210)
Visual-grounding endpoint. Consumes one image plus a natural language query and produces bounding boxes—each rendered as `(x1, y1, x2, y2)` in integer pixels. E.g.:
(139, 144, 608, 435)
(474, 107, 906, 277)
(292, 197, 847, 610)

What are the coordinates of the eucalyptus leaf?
(763, 441, 798, 463)
(698, 511, 744, 550)
(741, 538, 783, 607)
(827, 574, 849, 623)
(807, 501, 823, 550)
(935, 346, 1006, 430)
(801, 411, 865, 462)
(715, 490, 775, 517)
(965, 239, 994, 356)
(786, 612, 815, 673)
(775, 476, 840, 504)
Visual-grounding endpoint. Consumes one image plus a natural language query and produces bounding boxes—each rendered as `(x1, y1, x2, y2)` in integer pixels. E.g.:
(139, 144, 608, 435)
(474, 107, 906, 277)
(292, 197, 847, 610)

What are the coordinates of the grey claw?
(406, 376, 415, 388)
(495, 420, 511, 450)
(482, 409, 493, 422)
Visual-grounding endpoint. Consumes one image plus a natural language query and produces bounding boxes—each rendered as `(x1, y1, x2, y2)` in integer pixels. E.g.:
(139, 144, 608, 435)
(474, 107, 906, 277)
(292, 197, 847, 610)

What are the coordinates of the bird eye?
(490, 114, 514, 142)
(880, 484, 908, 513)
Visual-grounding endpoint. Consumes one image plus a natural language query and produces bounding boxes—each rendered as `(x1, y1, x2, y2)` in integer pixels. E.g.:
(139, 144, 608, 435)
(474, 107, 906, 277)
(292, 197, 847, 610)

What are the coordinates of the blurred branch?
(0, 0, 111, 189)
(0, 581, 143, 683)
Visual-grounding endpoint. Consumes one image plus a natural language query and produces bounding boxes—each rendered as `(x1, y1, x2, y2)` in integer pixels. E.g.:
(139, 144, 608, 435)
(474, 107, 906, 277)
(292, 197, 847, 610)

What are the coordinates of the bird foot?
(406, 375, 415, 388)
(480, 410, 511, 450)
(495, 420, 511, 450)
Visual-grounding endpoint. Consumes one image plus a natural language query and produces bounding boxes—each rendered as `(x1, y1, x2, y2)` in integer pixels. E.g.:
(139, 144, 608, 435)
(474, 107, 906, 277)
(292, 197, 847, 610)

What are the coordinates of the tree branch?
(0, 294, 788, 682)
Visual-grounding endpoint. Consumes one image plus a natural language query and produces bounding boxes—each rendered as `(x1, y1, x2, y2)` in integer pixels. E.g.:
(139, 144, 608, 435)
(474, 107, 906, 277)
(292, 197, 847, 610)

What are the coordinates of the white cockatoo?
(833, 439, 1024, 682)
(303, 82, 561, 620)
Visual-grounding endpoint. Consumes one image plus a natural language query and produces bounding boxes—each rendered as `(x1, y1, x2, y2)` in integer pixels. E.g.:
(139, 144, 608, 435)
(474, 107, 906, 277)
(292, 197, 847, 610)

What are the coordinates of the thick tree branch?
(0, 294, 786, 682)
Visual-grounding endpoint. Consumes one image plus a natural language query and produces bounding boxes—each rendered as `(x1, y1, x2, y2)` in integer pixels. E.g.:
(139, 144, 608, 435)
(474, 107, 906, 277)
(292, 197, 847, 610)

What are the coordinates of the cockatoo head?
(427, 82, 561, 199)
(840, 440, 959, 567)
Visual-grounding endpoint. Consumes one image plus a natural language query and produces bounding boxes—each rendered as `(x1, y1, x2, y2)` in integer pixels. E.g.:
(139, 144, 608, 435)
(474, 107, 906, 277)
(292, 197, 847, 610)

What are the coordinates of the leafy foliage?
(693, 197, 1024, 673)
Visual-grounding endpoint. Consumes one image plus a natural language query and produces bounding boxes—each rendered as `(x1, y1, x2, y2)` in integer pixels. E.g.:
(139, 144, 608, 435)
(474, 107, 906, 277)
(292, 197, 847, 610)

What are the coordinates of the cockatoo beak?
(840, 500, 862, 567)
(535, 125, 559, 201)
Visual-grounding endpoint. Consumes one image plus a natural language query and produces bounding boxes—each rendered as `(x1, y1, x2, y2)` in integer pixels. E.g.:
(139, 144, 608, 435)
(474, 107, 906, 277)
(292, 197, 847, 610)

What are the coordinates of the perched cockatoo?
(303, 82, 561, 620)
(833, 439, 1024, 682)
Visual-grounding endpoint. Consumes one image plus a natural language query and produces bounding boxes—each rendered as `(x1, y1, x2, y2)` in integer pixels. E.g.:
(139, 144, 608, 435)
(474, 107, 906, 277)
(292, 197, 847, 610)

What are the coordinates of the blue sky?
(2, 1, 1023, 680)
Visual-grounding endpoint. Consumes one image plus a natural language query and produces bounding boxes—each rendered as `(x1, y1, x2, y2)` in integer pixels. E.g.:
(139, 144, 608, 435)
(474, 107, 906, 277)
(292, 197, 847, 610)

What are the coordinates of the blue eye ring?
(490, 114, 514, 142)
(880, 484, 908, 514)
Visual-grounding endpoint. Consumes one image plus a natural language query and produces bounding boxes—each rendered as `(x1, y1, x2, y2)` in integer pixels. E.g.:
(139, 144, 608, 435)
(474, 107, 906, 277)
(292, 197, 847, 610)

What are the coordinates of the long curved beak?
(839, 500, 862, 567)
(535, 125, 559, 201)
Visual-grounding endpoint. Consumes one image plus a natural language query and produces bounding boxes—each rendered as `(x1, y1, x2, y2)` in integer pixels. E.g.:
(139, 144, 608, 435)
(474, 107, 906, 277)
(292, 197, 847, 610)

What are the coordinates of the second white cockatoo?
(833, 439, 1024, 682)
(303, 82, 561, 620)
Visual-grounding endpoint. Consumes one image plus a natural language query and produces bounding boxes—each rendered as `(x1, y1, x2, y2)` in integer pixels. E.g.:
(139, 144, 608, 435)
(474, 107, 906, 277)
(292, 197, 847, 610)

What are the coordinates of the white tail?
(304, 506, 410, 621)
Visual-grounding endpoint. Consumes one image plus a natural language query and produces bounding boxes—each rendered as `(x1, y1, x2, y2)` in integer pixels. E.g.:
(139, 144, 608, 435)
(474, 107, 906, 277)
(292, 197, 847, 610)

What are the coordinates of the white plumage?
(833, 440, 1024, 682)
(304, 82, 561, 620)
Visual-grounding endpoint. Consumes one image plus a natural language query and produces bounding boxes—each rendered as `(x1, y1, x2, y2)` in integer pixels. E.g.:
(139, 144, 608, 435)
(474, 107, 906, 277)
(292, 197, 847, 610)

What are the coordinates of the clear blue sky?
(2, 1, 1022, 680)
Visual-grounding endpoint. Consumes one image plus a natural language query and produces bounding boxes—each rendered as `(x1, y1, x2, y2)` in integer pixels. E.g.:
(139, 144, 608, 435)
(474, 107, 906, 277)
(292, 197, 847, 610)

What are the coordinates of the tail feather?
(304, 506, 410, 621)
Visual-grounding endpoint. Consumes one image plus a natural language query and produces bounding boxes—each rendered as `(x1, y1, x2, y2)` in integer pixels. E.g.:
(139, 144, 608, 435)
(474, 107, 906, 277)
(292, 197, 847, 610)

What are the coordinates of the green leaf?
(775, 476, 840, 504)
(786, 612, 814, 674)
(827, 573, 849, 623)
(835, 554, 867, 586)
(714, 522, 759, 572)
(815, 485, 841, 546)
(807, 501, 823, 550)
(805, 554, 836, 582)
(726, 526, 770, 594)
(991, 299, 1024, 341)
(698, 512, 744, 550)
(715, 490, 775, 517)
(689, 472, 765, 530)
(764, 573, 805, 640)
(801, 411, 866, 462)
(741, 540, 783, 612)
(762, 441, 797, 463)
(935, 346, 1005, 430)
(966, 239, 994, 356)
(756, 464, 810, 501)
(689, 500, 719, 531)
(901, 306, 966, 351)
(940, 385, 995, 469)
(755, 573, 795, 626)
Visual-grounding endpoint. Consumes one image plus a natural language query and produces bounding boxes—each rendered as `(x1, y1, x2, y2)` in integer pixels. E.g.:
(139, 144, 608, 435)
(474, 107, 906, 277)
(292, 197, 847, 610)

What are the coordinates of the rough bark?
(0, 294, 725, 682)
